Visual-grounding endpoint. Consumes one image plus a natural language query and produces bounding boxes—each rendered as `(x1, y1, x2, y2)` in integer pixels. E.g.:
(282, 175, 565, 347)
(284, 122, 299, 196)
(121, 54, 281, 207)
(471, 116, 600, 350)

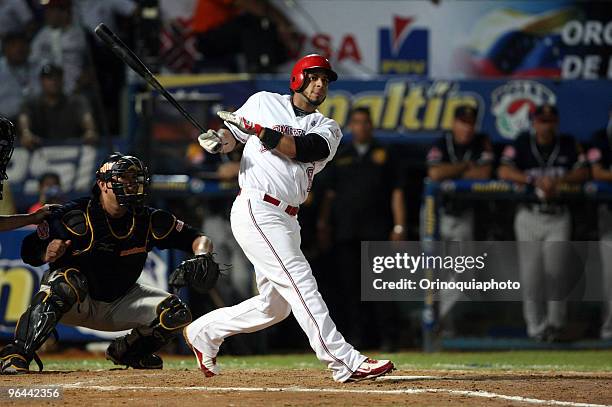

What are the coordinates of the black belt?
(524, 203, 566, 215)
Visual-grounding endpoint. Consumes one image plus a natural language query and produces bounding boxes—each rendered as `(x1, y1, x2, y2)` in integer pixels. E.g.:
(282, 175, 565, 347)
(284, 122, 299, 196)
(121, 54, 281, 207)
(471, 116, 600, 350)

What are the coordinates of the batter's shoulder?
(254, 91, 286, 102)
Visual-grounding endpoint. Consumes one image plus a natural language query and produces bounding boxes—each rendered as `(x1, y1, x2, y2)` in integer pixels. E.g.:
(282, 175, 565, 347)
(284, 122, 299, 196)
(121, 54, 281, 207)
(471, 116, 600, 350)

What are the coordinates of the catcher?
(0, 153, 220, 373)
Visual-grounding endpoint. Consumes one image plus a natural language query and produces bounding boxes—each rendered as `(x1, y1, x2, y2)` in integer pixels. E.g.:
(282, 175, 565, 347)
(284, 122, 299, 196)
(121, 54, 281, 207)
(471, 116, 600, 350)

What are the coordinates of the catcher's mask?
(0, 117, 16, 200)
(96, 153, 150, 209)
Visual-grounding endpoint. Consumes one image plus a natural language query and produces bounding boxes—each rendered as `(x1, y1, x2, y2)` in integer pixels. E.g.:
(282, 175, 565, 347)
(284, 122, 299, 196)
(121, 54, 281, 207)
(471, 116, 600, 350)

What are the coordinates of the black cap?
(454, 105, 478, 123)
(533, 104, 558, 121)
(40, 63, 63, 78)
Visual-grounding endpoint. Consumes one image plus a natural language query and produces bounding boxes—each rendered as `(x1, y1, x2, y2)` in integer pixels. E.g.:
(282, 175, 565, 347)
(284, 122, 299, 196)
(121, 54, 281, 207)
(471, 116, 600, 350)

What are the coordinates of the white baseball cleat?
(346, 358, 395, 382)
(183, 328, 220, 377)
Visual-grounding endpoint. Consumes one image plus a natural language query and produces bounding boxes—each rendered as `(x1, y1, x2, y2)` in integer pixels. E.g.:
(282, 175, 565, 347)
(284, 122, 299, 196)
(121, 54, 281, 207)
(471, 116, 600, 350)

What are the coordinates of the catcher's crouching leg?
(0, 268, 88, 374)
(106, 295, 191, 369)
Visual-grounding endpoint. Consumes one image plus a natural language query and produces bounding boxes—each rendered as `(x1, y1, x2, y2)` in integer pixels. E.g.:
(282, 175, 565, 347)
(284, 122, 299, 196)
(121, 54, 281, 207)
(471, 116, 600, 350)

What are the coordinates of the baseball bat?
(94, 23, 206, 133)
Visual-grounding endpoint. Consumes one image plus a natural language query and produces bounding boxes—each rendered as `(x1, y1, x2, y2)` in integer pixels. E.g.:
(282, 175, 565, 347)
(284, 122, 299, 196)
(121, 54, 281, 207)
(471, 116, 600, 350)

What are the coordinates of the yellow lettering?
(0, 268, 34, 322)
(381, 82, 405, 130)
(381, 60, 426, 74)
(423, 97, 444, 130)
(402, 87, 425, 130)
(318, 94, 349, 127)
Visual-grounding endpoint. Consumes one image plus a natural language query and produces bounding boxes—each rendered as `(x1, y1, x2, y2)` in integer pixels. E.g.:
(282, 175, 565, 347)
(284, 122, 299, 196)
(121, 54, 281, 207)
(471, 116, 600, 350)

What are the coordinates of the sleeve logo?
(37, 220, 50, 240)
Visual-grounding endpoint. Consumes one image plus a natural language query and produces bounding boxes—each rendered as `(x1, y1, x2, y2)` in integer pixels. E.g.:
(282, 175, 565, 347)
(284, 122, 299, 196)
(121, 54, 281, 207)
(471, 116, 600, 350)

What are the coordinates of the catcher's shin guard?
(106, 295, 191, 369)
(1, 268, 87, 374)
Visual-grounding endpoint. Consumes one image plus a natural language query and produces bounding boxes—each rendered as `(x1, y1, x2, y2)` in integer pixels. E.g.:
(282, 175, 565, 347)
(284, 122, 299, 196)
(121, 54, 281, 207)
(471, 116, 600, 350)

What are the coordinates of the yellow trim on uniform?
(61, 211, 88, 236)
(150, 213, 176, 240)
(158, 308, 189, 331)
(60, 269, 82, 303)
(105, 211, 135, 240)
(73, 201, 95, 256)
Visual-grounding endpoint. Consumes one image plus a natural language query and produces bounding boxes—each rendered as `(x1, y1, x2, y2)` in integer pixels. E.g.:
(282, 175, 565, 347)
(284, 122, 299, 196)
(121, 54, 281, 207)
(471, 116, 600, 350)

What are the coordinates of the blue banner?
(149, 77, 612, 144)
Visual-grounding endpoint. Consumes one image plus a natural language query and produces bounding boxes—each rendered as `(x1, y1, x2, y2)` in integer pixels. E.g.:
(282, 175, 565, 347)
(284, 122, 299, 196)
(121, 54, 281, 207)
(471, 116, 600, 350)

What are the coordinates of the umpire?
(0, 153, 217, 373)
(498, 104, 588, 341)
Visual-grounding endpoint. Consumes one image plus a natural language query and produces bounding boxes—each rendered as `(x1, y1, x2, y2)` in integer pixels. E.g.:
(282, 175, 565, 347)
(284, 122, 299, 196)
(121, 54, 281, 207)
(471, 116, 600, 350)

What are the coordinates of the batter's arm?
(0, 204, 54, 231)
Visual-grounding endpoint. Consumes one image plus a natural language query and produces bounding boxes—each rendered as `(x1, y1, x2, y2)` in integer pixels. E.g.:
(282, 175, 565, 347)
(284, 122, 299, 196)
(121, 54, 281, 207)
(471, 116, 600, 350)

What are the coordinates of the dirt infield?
(1, 363, 611, 406)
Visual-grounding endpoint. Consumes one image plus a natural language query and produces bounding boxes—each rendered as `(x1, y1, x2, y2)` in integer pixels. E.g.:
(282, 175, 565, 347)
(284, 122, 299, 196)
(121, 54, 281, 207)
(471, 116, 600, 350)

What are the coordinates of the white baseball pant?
(186, 190, 366, 382)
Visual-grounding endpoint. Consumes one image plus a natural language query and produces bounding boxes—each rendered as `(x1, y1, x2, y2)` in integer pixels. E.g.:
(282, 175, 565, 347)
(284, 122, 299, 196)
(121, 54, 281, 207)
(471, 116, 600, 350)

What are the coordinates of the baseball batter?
(186, 54, 394, 382)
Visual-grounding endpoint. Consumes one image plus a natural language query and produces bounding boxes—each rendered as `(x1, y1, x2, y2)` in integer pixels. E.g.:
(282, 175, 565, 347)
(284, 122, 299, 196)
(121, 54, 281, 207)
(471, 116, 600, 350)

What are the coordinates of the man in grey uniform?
(498, 104, 588, 341)
(587, 107, 612, 340)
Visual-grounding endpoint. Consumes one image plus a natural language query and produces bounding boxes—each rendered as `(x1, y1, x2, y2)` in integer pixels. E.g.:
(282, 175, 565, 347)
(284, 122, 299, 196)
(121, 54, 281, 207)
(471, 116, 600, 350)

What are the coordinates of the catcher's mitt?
(169, 253, 220, 294)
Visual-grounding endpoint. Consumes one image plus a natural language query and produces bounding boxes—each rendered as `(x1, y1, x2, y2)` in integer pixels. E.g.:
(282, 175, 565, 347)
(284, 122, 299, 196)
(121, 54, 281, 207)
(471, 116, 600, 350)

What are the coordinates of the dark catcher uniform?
(0, 154, 202, 373)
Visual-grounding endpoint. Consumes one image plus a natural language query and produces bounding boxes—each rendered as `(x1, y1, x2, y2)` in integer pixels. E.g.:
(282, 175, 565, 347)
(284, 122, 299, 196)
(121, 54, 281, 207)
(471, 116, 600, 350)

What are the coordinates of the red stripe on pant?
(247, 199, 353, 373)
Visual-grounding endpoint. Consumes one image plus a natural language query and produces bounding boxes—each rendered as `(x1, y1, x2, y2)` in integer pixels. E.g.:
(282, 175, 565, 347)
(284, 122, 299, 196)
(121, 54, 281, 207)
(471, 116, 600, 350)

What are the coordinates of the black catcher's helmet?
(96, 152, 150, 208)
(0, 117, 16, 200)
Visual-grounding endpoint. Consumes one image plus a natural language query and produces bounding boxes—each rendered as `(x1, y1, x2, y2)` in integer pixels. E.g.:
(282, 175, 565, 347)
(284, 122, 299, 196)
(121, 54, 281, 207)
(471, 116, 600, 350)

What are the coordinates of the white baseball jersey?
(224, 91, 343, 206)
(187, 90, 367, 382)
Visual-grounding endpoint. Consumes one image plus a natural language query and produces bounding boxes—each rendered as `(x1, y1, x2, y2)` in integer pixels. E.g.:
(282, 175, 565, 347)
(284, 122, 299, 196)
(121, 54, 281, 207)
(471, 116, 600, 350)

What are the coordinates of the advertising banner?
(155, 77, 612, 143)
(274, 0, 612, 79)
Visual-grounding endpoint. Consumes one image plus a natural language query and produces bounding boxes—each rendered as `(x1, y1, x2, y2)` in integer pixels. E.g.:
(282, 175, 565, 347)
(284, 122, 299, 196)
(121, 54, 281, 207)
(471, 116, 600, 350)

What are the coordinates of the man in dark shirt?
(498, 104, 588, 341)
(317, 107, 405, 350)
(18, 64, 98, 149)
(587, 107, 612, 340)
(0, 153, 214, 373)
(425, 105, 493, 241)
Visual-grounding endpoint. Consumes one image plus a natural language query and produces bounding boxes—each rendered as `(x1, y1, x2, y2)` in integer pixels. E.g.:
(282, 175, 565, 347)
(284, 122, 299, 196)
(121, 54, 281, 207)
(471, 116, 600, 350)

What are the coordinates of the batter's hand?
(198, 130, 223, 154)
(44, 239, 71, 263)
(217, 111, 263, 136)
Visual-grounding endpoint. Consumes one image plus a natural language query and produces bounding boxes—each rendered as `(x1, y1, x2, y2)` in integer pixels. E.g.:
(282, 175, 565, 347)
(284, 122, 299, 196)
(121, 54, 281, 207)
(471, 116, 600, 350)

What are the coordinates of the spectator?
(426, 105, 493, 241)
(498, 104, 588, 342)
(18, 63, 97, 149)
(191, 0, 298, 73)
(29, 0, 88, 95)
(587, 107, 612, 340)
(0, 30, 39, 121)
(73, 0, 137, 34)
(27, 171, 64, 213)
(317, 107, 405, 350)
(0, 0, 35, 41)
(73, 0, 138, 133)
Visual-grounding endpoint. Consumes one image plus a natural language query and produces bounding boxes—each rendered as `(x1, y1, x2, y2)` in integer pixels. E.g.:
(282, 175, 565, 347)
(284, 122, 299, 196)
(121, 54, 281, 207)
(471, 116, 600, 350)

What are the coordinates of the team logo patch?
(37, 220, 50, 239)
(588, 148, 602, 163)
(372, 148, 387, 165)
(426, 147, 442, 162)
(175, 220, 184, 232)
(491, 80, 556, 140)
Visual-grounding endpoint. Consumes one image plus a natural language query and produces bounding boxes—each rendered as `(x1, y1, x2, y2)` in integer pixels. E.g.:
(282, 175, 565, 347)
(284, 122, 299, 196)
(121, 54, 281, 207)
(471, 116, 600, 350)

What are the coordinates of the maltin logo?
(379, 16, 428, 75)
(491, 80, 556, 140)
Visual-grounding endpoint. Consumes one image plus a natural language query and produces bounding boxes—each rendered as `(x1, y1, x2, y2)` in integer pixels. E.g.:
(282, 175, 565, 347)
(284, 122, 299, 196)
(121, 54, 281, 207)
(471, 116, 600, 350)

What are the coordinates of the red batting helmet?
(289, 54, 338, 92)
